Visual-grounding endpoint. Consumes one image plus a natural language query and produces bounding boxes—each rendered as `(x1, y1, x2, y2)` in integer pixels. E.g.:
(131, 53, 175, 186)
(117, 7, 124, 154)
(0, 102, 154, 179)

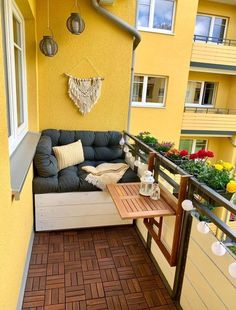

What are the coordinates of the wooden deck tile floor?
(22, 225, 177, 310)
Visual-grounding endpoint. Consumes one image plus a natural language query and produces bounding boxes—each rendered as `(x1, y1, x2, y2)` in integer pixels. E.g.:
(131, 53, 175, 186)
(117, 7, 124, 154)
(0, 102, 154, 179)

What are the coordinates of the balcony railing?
(184, 107, 236, 114)
(193, 34, 236, 47)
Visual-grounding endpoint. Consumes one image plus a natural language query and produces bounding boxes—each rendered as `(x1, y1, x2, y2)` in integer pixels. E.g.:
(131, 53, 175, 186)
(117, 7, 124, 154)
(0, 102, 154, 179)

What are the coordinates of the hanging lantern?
(66, 0, 85, 35)
(39, 0, 58, 57)
(39, 36, 58, 57)
(139, 170, 154, 197)
(67, 13, 85, 35)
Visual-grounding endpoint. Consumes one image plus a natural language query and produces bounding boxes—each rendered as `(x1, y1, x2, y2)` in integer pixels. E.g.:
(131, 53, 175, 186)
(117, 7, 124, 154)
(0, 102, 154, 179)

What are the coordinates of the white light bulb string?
(197, 218, 236, 261)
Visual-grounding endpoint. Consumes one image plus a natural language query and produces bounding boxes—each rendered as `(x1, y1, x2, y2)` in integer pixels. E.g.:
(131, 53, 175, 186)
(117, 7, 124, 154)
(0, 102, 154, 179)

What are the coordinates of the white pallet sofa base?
(35, 191, 132, 231)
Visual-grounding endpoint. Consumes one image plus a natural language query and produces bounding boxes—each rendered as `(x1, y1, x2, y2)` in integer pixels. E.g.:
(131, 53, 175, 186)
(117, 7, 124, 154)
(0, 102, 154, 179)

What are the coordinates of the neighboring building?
(130, 0, 236, 164)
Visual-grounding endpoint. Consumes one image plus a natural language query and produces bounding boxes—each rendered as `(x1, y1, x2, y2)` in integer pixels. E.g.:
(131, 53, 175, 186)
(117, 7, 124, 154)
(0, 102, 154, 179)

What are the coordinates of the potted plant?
(136, 131, 158, 148)
(155, 141, 174, 153)
(165, 149, 189, 165)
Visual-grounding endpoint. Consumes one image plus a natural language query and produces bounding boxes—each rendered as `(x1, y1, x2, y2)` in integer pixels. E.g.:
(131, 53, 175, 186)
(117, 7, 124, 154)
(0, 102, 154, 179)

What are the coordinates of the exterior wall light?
(39, 0, 58, 57)
(66, 1, 85, 35)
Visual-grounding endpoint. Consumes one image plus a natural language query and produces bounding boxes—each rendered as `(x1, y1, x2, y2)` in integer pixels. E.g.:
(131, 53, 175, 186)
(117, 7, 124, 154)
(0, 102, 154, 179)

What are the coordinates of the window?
(194, 14, 227, 43)
(3, 0, 28, 155)
(137, 0, 176, 33)
(132, 75, 167, 107)
(179, 139, 207, 154)
(185, 81, 217, 107)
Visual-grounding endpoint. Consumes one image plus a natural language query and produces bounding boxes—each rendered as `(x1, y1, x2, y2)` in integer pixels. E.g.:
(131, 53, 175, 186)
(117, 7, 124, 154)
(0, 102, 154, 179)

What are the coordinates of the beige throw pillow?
(53, 140, 84, 171)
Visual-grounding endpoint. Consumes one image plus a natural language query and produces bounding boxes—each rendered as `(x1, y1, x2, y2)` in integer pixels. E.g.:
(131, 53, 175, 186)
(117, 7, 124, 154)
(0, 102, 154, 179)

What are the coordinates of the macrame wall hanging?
(65, 58, 104, 115)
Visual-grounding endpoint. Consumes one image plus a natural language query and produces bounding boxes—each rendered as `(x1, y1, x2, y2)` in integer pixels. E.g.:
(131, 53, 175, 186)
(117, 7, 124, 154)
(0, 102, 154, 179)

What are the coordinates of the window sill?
(10, 131, 41, 200)
(132, 103, 165, 109)
(137, 27, 175, 36)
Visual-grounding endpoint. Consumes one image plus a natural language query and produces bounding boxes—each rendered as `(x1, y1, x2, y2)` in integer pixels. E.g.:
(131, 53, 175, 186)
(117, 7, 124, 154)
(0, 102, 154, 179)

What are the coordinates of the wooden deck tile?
(23, 226, 176, 310)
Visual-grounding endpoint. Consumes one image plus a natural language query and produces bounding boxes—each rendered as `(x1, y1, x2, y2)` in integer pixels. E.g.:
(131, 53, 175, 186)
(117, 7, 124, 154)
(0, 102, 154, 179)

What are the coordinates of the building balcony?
(191, 35, 236, 72)
(181, 107, 236, 135)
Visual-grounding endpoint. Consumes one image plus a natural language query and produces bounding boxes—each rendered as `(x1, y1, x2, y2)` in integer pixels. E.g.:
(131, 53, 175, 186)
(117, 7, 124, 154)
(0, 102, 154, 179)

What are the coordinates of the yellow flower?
(223, 162, 234, 171)
(226, 180, 236, 193)
(214, 164, 223, 171)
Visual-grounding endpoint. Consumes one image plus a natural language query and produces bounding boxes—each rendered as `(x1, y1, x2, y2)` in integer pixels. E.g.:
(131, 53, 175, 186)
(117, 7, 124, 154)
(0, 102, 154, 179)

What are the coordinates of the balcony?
(191, 35, 236, 71)
(182, 107, 236, 135)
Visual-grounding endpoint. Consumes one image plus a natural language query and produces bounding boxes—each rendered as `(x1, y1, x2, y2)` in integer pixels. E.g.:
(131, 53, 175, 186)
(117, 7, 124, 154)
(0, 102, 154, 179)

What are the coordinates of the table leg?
(146, 231, 152, 251)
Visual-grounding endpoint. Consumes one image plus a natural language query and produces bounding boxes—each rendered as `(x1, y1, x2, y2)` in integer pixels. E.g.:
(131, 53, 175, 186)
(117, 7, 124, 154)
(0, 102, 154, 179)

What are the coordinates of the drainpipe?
(91, 0, 141, 131)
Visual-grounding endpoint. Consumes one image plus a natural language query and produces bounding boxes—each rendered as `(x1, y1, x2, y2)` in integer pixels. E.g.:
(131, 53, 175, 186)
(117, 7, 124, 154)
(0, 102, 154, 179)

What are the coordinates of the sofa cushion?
(33, 159, 139, 194)
(41, 130, 123, 161)
(34, 136, 58, 177)
(53, 140, 84, 171)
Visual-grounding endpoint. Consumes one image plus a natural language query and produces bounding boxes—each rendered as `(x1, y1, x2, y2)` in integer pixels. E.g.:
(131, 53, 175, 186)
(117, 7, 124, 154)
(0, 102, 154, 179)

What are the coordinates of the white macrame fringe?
(67, 76, 103, 115)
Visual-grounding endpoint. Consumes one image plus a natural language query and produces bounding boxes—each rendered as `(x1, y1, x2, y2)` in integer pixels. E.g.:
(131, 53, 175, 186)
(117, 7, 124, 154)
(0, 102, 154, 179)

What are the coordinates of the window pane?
(153, 0, 174, 30)
(212, 18, 226, 43)
(14, 47, 24, 127)
(195, 140, 207, 152)
(13, 15, 21, 47)
(137, 0, 151, 27)
(185, 81, 202, 104)
(179, 140, 193, 153)
(202, 82, 215, 105)
(195, 15, 211, 41)
(132, 76, 144, 102)
(146, 77, 166, 103)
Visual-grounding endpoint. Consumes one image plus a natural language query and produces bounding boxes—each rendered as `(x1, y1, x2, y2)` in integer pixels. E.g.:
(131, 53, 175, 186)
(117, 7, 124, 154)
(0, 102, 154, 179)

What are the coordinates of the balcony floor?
(22, 225, 176, 310)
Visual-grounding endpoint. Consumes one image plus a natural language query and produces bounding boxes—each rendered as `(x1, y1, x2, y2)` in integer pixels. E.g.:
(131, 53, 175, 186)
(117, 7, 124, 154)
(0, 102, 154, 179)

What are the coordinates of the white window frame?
(185, 80, 217, 108)
(137, 0, 176, 35)
(180, 139, 208, 154)
(195, 13, 228, 43)
(132, 75, 168, 108)
(3, 0, 28, 155)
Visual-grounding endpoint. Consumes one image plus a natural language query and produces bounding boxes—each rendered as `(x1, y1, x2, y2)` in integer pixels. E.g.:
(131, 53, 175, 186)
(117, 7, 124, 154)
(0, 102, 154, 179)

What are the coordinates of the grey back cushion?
(34, 130, 124, 177)
(42, 129, 123, 161)
(34, 135, 58, 177)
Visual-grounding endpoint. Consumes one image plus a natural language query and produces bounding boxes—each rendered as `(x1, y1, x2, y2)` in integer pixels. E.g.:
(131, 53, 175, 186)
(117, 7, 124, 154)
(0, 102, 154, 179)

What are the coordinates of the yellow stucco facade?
(131, 0, 236, 164)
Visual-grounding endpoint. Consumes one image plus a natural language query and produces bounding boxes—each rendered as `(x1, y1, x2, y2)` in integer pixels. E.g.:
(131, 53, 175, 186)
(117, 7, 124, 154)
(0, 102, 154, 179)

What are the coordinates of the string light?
(228, 262, 236, 278)
(181, 200, 194, 211)
(211, 241, 226, 256)
(126, 152, 132, 158)
(197, 221, 210, 234)
(119, 137, 125, 146)
(134, 157, 141, 167)
(123, 146, 129, 153)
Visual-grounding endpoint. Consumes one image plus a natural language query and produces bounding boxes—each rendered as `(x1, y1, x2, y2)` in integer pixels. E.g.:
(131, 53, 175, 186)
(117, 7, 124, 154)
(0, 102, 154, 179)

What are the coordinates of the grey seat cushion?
(33, 159, 139, 194)
(33, 130, 139, 194)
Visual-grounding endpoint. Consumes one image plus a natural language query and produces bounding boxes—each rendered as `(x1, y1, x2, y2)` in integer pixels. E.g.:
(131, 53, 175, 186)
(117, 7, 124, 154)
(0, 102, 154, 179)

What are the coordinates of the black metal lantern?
(66, 12, 85, 35)
(39, 35, 58, 57)
(39, 0, 58, 57)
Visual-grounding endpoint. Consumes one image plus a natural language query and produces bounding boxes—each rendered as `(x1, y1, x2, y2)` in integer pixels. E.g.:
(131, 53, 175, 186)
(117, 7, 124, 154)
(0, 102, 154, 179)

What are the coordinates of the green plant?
(155, 141, 174, 153)
(198, 201, 216, 222)
(227, 245, 236, 256)
(197, 164, 231, 190)
(180, 159, 207, 176)
(136, 132, 158, 146)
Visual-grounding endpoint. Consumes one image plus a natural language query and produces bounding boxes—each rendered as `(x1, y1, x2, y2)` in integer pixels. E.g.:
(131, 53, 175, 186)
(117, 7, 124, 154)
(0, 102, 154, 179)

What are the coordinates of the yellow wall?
(188, 71, 231, 108)
(0, 1, 37, 309)
(37, 0, 135, 132)
(130, 0, 199, 145)
(198, 0, 236, 40)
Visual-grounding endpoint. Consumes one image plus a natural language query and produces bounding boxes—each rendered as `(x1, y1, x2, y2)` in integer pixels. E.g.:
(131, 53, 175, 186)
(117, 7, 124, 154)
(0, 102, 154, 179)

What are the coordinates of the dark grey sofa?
(33, 129, 139, 194)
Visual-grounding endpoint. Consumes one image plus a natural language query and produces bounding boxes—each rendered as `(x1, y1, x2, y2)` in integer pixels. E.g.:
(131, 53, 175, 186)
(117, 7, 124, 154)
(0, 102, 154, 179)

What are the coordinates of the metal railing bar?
(193, 199, 236, 242)
(159, 169, 180, 191)
(190, 178, 236, 215)
(193, 34, 236, 46)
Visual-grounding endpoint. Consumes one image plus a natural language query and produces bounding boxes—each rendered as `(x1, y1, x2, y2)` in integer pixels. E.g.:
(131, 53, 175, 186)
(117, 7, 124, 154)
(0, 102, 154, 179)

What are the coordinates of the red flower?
(206, 151, 214, 158)
(190, 153, 198, 159)
(179, 150, 188, 157)
(197, 149, 207, 159)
